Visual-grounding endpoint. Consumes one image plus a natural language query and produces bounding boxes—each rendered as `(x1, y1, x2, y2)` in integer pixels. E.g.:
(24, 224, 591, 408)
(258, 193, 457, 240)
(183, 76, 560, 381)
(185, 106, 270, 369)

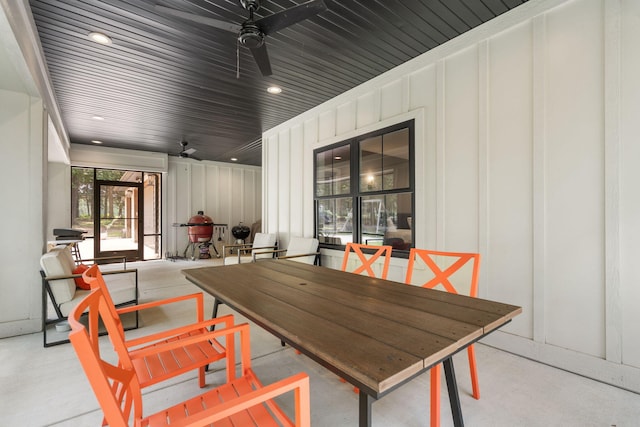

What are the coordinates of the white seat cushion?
(58, 272, 137, 316)
(285, 237, 319, 264)
(251, 233, 277, 260)
(40, 247, 76, 305)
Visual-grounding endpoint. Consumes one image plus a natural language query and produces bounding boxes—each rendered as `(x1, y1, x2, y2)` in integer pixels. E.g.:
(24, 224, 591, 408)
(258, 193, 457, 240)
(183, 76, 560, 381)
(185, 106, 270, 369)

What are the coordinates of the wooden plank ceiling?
(30, 0, 527, 166)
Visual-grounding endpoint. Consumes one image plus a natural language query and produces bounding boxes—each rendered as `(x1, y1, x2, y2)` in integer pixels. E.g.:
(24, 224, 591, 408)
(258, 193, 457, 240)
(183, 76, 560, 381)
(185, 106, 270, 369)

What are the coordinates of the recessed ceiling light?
(88, 32, 112, 45)
(230, 157, 238, 162)
(92, 115, 105, 120)
(91, 140, 103, 144)
(267, 86, 282, 94)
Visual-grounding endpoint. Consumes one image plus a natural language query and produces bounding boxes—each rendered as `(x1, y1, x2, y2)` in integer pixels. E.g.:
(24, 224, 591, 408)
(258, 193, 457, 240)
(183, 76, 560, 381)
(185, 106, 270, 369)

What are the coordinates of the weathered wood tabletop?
(183, 259, 521, 426)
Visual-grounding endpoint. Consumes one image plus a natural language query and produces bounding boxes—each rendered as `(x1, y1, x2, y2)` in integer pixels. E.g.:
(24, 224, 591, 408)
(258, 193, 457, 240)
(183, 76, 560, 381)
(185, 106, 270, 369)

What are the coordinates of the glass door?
(95, 180, 143, 261)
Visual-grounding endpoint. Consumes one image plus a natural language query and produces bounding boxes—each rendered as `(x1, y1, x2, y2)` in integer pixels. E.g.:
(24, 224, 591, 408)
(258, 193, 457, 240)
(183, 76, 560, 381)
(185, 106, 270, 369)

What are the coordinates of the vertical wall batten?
(478, 40, 490, 300)
(435, 60, 446, 250)
(604, 0, 622, 364)
(532, 13, 547, 345)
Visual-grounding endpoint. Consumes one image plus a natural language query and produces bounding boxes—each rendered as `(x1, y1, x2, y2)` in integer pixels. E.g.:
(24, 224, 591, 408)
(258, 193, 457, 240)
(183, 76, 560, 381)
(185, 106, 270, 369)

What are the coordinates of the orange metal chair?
(68, 287, 311, 427)
(82, 264, 233, 389)
(405, 249, 481, 427)
(341, 242, 392, 279)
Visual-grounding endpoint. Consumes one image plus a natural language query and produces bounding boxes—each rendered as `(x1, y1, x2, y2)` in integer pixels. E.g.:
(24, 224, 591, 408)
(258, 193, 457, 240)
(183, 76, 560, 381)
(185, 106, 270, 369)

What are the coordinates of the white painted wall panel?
(278, 131, 291, 243)
(380, 79, 404, 120)
(544, 0, 605, 357)
(266, 134, 279, 232)
(303, 119, 317, 237)
(487, 21, 534, 339)
(190, 163, 205, 212)
(218, 166, 232, 224)
(443, 46, 479, 251)
(290, 125, 304, 238)
(205, 166, 220, 221)
(336, 101, 356, 135)
(408, 66, 434, 111)
(47, 161, 71, 240)
(318, 110, 336, 141)
(409, 67, 437, 248)
(0, 91, 44, 336)
(619, 0, 640, 368)
(231, 168, 244, 224)
(174, 162, 192, 252)
(356, 91, 378, 128)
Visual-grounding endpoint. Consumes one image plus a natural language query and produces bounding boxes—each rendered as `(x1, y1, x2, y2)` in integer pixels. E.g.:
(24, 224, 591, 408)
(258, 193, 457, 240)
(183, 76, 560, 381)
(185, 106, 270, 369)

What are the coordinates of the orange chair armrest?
(129, 321, 246, 359)
(115, 292, 203, 314)
(125, 314, 234, 349)
(253, 248, 287, 256)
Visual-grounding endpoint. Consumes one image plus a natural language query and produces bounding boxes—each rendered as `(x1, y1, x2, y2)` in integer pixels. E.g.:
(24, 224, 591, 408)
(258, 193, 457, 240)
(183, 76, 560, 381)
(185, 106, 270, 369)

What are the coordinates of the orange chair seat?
(130, 326, 226, 388)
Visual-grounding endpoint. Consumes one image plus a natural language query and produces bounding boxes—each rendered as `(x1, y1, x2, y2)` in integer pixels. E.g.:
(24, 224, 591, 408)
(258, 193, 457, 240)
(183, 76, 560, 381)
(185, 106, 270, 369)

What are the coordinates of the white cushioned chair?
(253, 236, 320, 265)
(222, 232, 277, 265)
(39, 246, 138, 347)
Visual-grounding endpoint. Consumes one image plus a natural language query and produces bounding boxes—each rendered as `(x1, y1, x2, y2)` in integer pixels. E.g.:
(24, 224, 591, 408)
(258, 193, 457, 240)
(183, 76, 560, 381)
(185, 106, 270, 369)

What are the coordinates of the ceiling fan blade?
(250, 43, 272, 76)
(155, 5, 242, 33)
(256, 0, 327, 35)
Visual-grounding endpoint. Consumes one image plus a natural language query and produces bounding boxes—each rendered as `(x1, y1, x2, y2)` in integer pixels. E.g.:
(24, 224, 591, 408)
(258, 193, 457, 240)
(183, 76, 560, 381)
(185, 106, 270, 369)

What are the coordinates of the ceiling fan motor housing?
(240, 0, 261, 12)
(239, 23, 264, 48)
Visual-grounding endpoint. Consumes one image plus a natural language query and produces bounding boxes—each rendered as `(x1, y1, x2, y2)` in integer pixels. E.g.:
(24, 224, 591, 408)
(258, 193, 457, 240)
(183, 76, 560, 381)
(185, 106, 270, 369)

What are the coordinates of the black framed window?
(314, 120, 414, 252)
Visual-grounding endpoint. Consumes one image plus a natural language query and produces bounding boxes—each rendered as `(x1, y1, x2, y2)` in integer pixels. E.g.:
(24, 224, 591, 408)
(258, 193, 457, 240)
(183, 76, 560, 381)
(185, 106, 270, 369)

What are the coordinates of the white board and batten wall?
(166, 157, 262, 255)
(262, 0, 640, 392)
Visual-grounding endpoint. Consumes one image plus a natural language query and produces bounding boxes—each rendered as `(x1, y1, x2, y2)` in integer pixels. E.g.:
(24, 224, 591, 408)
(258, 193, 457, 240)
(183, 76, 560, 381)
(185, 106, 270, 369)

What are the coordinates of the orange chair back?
(405, 249, 480, 297)
(68, 287, 143, 426)
(82, 265, 128, 340)
(341, 243, 392, 279)
(68, 285, 260, 426)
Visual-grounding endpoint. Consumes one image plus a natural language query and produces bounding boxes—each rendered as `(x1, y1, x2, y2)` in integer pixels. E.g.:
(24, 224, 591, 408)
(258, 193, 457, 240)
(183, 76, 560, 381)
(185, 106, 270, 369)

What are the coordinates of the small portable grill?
(231, 222, 250, 244)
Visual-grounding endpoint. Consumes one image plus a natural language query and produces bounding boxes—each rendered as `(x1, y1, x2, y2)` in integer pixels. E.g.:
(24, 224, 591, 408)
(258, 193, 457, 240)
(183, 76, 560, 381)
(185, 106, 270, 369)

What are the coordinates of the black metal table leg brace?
(359, 390, 375, 427)
(204, 298, 222, 372)
(209, 299, 222, 331)
(443, 357, 464, 427)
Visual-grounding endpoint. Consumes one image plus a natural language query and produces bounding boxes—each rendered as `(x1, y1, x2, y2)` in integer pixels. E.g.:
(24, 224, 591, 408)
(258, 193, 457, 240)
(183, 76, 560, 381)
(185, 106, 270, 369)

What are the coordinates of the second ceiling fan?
(156, 0, 327, 77)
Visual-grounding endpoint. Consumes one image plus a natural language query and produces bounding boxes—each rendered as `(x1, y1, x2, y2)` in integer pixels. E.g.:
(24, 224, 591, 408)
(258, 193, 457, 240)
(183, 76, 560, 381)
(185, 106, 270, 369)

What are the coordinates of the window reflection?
(314, 120, 414, 251)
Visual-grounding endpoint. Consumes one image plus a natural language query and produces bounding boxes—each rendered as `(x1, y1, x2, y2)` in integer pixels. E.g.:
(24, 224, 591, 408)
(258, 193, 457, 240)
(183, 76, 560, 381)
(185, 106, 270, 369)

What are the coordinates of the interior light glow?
(230, 157, 238, 162)
(91, 140, 103, 144)
(92, 115, 104, 120)
(267, 86, 282, 94)
(88, 32, 112, 45)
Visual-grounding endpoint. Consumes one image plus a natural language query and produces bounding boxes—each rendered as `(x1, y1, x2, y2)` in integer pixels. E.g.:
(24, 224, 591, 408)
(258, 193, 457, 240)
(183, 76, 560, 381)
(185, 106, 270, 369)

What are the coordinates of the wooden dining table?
(183, 259, 521, 427)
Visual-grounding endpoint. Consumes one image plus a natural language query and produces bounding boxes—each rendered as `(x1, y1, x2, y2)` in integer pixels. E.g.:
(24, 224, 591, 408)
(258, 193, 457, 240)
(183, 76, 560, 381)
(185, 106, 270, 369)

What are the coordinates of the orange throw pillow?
(72, 264, 90, 290)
